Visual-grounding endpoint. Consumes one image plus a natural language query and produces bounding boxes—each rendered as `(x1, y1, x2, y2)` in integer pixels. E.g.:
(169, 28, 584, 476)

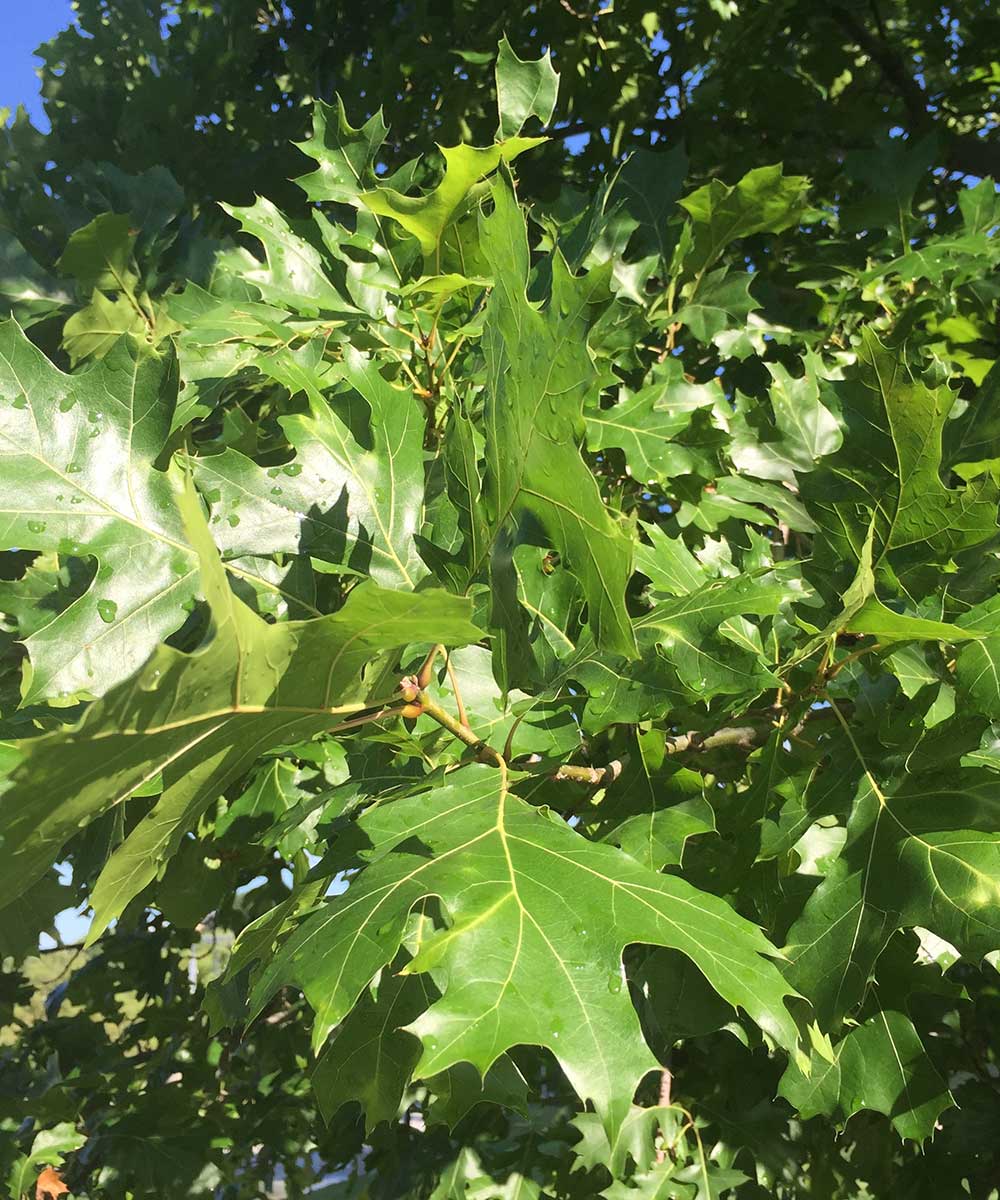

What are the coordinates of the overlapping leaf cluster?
(2, 26, 1000, 1200)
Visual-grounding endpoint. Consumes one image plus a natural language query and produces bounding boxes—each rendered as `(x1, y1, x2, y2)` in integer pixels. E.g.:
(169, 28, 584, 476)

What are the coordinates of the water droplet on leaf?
(97, 599, 118, 623)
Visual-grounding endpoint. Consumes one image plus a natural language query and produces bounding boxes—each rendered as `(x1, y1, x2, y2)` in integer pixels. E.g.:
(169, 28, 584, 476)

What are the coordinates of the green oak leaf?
(295, 97, 389, 204)
(784, 765, 1000, 1025)
(685, 476, 815, 534)
(887, 644, 941, 698)
(570, 571, 799, 732)
(959, 177, 1000, 235)
(572, 1105, 684, 1176)
(729, 358, 842, 484)
(672, 268, 759, 346)
(845, 597, 985, 644)
(312, 967, 431, 1130)
(0, 485, 481, 937)
(634, 523, 707, 599)
(246, 765, 800, 1142)
(313, 963, 528, 1131)
(360, 138, 543, 259)
(0, 229, 70, 326)
(749, 726, 856, 861)
(165, 284, 296, 426)
(615, 144, 689, 264)
(814, 519, 976, 649)
(867, 233, 999, 287)
(56, 212, 138, 295)
(507, 542, 584, 683)
(195, 342, 428, 589)
(219, 196, 354, 315)
(495, 37, 559, 140)
(0, 323, 199, 702)
(214, 757, 307, 842)
(585, 364, 717, 484)
(678, 164, 809, 276)
(414, 644, 582, 761)
(778, 1010, 952, 1142)
(424, 1055, 529, 1128)
(61, 287, 151, 365)
(956, 594, 1000, 718)
(0, 867, 71, 964)
(430, 404, 490, 593)
(479, 170, 636, 656)
(800, 330, 999, 570)
(0, 553, 93, 639)
(597, 730, 716, 872)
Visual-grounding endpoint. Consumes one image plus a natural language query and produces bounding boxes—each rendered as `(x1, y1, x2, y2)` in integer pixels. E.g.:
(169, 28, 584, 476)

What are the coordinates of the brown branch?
(830, 5, 928, 128)
(401, 661, 848, 794)
(655, 1064, 674, 1164)
(830, 4, 1000, 179)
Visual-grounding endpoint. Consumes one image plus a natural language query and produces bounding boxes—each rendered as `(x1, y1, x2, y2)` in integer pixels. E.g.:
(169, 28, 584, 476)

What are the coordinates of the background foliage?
(3, 1, 1000, 1197)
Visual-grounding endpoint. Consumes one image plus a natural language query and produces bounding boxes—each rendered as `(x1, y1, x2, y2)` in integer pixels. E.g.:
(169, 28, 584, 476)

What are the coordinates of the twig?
(655, 1064, 673, 1164)
(408, 685, 504, 769)
(664, 725, 763, 754)
(445, 653, 471, 729)
(34, 941, 87, 955)
(553, 759, 626, 786)
(328, 705, 402, 735)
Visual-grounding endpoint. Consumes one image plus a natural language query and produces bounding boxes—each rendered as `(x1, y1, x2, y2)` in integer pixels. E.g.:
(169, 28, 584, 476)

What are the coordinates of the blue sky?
(2, 1, 77, 128)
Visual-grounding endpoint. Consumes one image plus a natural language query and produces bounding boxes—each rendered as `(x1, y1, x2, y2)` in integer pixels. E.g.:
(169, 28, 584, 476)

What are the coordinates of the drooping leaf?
(0, 486, 481, 936)
(478, 171, 636, 656)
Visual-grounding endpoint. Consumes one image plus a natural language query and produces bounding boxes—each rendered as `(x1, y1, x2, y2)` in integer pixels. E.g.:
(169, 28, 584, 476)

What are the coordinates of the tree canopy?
(2, 2, 1000, 1198)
